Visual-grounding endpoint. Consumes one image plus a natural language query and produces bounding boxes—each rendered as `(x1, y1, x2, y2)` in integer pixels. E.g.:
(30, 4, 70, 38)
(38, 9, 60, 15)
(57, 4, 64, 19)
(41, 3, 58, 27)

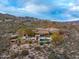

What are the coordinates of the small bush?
(34, 46, 41, 51)
(29, 40, 32, 44)
(21, 50, 29, 56)
(51, 32, 64, 45)
(10, 53, 18, 59)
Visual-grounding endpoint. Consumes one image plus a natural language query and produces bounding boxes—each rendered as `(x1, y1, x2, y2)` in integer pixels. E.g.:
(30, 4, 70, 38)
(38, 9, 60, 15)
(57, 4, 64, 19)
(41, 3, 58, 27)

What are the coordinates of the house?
(34, 28, 49, 35)
(10, 34, 27, 45)
(22, 28, 60, 45)
(38, 36, 51, 45)
(10, 34, 18, 45)
(33, 28, 60, 45)
(4, 19, 13, 22)
(34, 28, 59, 34)
(10, 28, 60, 45)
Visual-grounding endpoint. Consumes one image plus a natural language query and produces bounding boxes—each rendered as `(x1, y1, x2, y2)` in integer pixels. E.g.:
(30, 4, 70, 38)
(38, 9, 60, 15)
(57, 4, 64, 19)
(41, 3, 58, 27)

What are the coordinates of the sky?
(0, 0, 79, 22)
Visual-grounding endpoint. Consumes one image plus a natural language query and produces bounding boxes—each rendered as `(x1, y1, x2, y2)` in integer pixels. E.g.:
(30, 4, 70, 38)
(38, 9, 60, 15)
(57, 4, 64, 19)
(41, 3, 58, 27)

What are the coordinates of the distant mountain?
(0, 13, 79, 34)
(0, 13, 79, 23)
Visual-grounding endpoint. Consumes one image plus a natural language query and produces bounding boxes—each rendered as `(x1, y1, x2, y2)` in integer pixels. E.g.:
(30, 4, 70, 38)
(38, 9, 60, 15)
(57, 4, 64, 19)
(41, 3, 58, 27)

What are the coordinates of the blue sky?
(0, 0, 79, 22)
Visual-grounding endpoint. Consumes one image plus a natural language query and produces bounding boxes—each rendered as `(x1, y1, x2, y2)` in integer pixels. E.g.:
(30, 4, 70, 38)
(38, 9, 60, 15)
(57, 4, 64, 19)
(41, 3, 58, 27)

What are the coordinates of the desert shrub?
(28, 40, 32, 44)
(34, 46, 41, 51)
(21, 50, 29, 56)
(48, 52, 59, 59)
(51, 32, 64, 45)
(10, 53, 18, 59)
(0, 37, 10, 54)
(48, 52, 70, 59)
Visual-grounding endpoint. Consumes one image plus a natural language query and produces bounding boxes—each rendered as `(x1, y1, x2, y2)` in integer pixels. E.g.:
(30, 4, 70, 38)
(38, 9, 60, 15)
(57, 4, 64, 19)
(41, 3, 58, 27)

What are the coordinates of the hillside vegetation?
(0, 13, 79, 59)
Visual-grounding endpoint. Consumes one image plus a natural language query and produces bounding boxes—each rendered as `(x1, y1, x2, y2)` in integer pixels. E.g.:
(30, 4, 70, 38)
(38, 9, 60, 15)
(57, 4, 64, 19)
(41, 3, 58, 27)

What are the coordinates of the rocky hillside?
(0, 13, 79, 59)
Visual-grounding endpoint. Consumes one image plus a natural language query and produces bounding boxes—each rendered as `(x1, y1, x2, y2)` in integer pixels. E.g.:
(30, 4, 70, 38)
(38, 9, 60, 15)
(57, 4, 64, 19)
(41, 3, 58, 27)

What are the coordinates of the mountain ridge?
(0, 13, 79, 23)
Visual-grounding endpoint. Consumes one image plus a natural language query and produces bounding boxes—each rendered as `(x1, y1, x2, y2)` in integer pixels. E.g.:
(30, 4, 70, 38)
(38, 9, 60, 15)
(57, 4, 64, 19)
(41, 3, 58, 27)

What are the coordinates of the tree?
(51, 32, 64, 45)
(16, 27, 35, 36)
(17, 36, 22, 46)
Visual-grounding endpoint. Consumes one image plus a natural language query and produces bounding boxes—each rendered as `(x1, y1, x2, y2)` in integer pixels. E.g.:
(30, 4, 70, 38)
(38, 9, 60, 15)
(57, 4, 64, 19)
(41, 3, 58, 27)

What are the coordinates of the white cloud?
(68, 2, 79, 11)
(25, 4, 48, 13)
(19, 3, 49, 14)
(15, 0, 50, 14)
(70, 5, 79, 11)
